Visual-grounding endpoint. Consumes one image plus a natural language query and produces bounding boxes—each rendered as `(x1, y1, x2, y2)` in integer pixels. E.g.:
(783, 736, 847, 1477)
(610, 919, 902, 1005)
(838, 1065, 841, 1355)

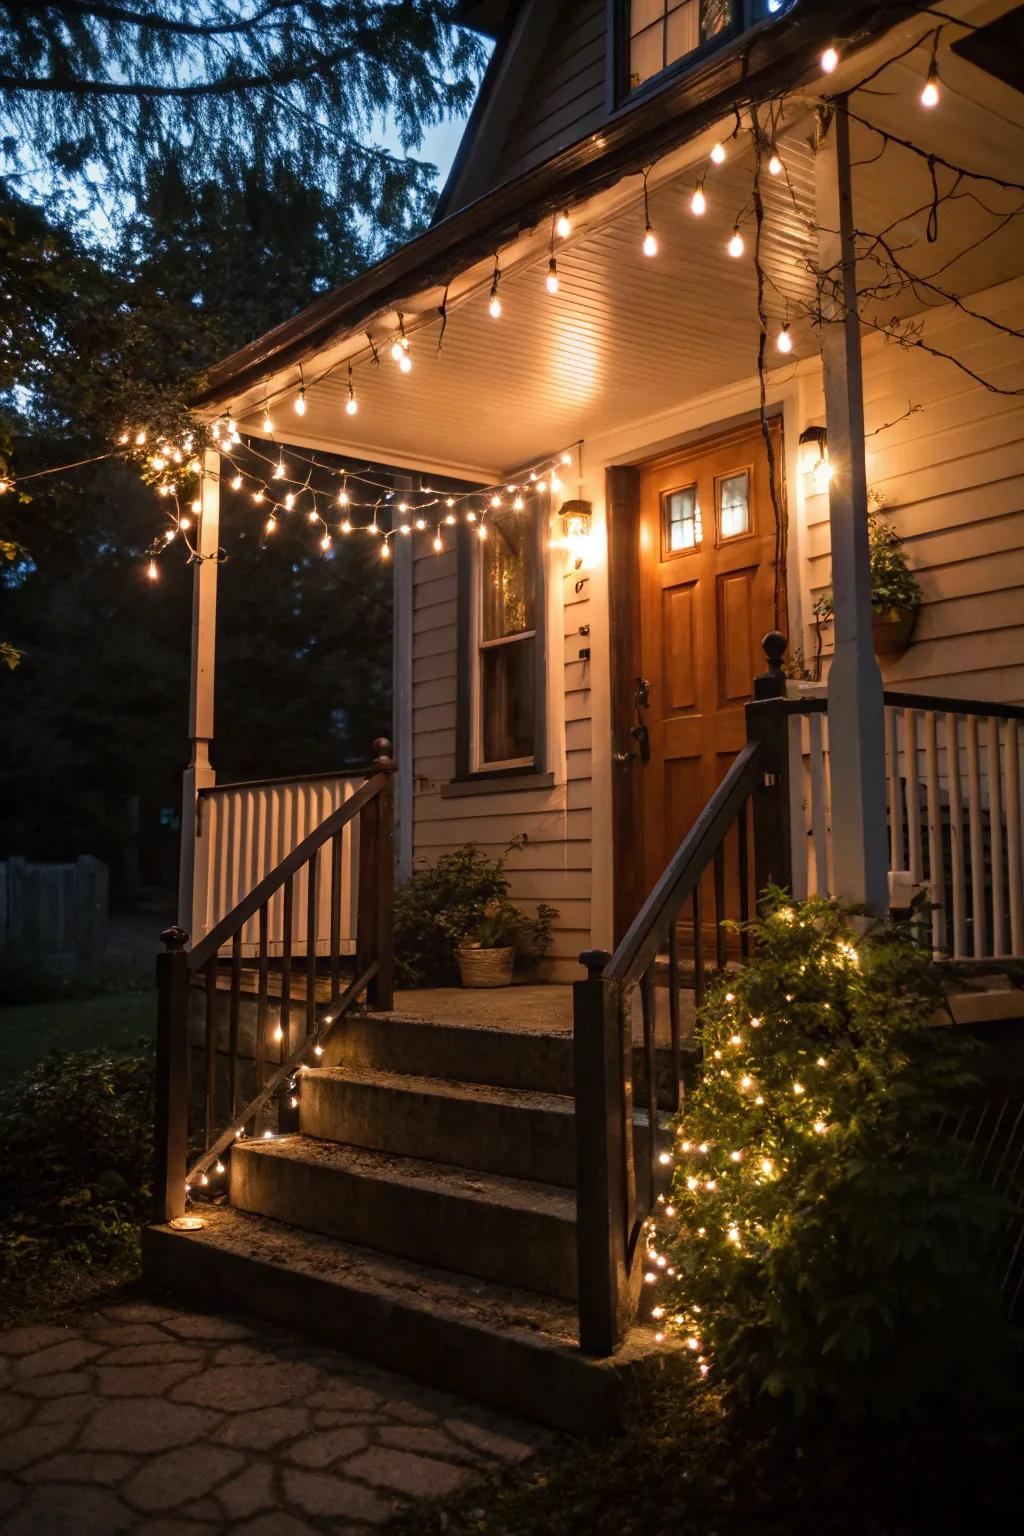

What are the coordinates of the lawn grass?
(0, 987, 155, 1080)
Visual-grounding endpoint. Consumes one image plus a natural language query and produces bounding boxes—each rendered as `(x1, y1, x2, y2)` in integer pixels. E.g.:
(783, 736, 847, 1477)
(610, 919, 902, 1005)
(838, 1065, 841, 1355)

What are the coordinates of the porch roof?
(196, 0, 1024, 481)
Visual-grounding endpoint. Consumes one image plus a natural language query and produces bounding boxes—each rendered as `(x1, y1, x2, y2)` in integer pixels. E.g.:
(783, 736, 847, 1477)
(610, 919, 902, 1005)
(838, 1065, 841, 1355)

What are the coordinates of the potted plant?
(393, 842, 556, 988)
(813, 507, 923, 659)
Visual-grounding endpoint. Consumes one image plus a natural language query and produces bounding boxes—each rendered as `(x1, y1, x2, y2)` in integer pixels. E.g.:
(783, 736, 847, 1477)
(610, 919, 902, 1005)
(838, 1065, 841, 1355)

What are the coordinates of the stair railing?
(153, 738, 396, 1224)
(573, 636, 795, 1356)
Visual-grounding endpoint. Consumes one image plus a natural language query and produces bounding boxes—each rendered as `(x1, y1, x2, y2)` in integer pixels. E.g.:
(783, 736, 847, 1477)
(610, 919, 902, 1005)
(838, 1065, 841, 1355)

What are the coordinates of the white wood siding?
(801, 278, 1024, 702)
(411, 541, 594, 983)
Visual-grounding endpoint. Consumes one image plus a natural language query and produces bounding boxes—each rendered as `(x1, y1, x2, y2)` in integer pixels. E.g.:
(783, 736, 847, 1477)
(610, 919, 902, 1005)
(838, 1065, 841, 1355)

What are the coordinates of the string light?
(921, 52, 940, 108)
(555, 208, 571, 238)
(641, 168, 657, 256)
(146, 560, 158, 581)
(546, 256, 559, 295)
(728, 226, 745, 258)
(294, 382, 306, 416)
(710, 141, 726, 164)
(346, 364, 358, 416)
(488, 261, 502, 319)
(768, 147, 783, 176)
(821, 44, 839, 73)
(777, 321, 793, 353)
(262, 404, 273, 434)
(691, 178, 707, 215)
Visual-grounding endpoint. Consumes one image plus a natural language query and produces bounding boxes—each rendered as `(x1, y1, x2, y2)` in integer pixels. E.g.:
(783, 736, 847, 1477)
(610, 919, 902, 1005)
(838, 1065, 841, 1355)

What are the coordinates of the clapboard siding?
(409, 531, 594, 981)
(802, 279, 1024, 703)
(491, 0, 609, 186)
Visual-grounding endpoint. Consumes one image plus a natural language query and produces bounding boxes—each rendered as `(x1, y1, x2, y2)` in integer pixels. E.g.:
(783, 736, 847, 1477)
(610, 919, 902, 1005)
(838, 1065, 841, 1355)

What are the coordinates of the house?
(145, 0, 1024, 1428)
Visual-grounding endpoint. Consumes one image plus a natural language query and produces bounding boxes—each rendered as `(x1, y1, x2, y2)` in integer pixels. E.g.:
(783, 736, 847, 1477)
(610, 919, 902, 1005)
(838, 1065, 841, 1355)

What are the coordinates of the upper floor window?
(623, 1, 791, 97)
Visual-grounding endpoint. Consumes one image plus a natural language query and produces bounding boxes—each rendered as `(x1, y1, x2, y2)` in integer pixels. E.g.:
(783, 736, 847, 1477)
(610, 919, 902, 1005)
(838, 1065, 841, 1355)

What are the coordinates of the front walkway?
(0, 1299, 549, 1534)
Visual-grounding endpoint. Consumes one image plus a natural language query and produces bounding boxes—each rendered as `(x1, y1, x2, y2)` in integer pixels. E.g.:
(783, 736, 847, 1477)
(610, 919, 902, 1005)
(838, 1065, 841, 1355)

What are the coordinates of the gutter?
(193, 2, 920, 412)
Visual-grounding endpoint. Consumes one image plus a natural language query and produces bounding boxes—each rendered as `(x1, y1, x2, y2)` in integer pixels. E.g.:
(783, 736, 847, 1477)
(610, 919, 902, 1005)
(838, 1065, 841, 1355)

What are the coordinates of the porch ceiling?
(224, 11, 1024, 482)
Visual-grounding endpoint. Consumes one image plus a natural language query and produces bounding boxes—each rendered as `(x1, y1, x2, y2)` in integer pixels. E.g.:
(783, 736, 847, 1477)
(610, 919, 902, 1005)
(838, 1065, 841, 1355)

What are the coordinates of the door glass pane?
(700, 0, 735, 41)
(482, 639, 535, 763)
(718, 471, 750, 538)
(481, 508, 535, 641)
(631, 0, 664, 31)
(630, 22, 664, 87)
(666, 1, 700, 63)
(664, 484, 702, 552)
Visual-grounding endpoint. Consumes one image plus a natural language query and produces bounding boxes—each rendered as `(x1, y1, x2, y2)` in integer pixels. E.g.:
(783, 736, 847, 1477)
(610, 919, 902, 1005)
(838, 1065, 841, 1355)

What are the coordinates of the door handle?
(631, 723, 651, 764)
(634, 677, 651, 710)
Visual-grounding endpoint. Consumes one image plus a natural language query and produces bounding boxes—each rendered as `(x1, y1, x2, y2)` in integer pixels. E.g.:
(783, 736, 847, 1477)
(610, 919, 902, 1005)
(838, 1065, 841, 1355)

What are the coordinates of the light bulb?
(546, 257, 559, 295)
(231, 475, 242, 490)
(768, 150, 783, 176)
(477, 523, 487, 540)
(488, 290, 502, 319)
(179, 514, 192, 531)
(294, 388, 306, 416)
(921, 67, 939, 108)
(728, 227, 744, 258)
(513, 496, 524, 511)
(433, 535, 443, 552)
(710, 141, 726, 165)
(490, 493, 501, 508)
(306, 508, 317, 523)
(777, 322, 793, 353)
(643, 225, 658, 257)
(320, 533, 331, 551)
(821, 45, 839, 73)
(390, 340, 405, 362)
(265, 515, 277, 535)
(399, 353, 412, 374)
(338, 490, 349, 506)
(415, 518, 426, 530)
(253, 490, 265, 503)
(284, 492, 295, 510)
(691, 183, 706, 215)
(346, 394, 358, 416)
(445, 513, 455, 525)
(146, 560, 158, 581)
(341, 518, 351, 533)
(556, 209, 571, 238)
(381, 541, 391, 559)
(273, 460, 285, 479)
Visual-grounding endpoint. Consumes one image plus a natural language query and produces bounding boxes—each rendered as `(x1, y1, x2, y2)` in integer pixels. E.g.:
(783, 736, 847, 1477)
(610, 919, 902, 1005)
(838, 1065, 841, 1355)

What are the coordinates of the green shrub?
(655, 891, 1011, 1420)
(0, 1041, 154, 1302)
(394, 842, 556, 986)
(814, 510, 923, 622)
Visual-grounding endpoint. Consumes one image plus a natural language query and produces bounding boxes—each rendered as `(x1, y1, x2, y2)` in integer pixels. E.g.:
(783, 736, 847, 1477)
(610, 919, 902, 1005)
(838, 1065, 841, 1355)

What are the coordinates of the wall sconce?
(557, 498, 593, 567)
(798, 426, 832, 493)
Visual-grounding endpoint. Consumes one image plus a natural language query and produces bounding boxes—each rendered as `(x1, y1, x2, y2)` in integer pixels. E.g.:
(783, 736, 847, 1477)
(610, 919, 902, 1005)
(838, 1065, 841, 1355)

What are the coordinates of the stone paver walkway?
(0, 1299, 550, 1534)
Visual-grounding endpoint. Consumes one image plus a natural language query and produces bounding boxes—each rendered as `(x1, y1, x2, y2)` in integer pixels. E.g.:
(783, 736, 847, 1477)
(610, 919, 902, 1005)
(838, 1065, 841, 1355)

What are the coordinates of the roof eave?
(192, 0, 923, 414)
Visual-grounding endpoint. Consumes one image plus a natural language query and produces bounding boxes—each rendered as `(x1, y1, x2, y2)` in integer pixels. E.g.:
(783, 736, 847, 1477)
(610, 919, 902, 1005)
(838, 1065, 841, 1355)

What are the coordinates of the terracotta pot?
(872, 605, 917, 657)
(456, 945, 515, 988)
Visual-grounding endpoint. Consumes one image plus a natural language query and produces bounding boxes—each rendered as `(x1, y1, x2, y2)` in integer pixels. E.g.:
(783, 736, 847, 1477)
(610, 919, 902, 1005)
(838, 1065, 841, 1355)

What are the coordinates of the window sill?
(439, 771, 555, 800)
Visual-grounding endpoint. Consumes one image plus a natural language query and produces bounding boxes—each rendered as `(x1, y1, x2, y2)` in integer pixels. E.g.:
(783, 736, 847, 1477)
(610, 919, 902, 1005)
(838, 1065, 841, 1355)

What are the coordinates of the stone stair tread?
(160, 1203, 583, 1344)
(309, 1064, 575, 1115)
(365, 1008, 572, 1040)
(239, 1134, 576, 1220)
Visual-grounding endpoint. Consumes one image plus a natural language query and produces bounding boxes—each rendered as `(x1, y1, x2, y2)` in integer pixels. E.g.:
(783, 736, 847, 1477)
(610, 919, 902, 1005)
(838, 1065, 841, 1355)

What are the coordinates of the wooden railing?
(572, 640, 794, 1356)
(153, 739, 396, 1223)
(792, 693, 1024, 959)
(193, 767, 366, 958)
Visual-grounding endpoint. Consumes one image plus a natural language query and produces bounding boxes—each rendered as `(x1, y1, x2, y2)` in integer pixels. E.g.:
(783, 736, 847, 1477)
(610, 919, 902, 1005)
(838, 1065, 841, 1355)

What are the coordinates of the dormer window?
(622, 1, 791, 98)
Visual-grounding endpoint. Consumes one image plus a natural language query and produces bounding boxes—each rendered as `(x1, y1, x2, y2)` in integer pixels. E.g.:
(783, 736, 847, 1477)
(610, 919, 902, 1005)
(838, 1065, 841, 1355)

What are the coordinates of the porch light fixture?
(798, 426, 832, 492)
(558, 498, 593, 564)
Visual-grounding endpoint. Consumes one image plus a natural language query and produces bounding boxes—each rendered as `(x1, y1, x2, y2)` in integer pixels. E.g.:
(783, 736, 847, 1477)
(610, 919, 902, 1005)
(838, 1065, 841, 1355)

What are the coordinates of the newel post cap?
(160, 926, 189, 952)
(753, 632, 788, 700)
(372, 737, 397, 774)
(579, 948, 612, 980)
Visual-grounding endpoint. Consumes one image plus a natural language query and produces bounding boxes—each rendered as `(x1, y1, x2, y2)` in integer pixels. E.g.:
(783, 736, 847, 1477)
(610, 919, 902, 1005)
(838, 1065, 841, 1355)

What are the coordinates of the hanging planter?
(813, 506, 923, 667)
(871, 604, 918, 657)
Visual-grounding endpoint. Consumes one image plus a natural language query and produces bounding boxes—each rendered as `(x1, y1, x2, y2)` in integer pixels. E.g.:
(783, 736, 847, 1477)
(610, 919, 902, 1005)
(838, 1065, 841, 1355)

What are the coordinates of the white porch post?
(392, 478, 414, 885)
(816, 98, 889, 914)
(177, 447, 220, 935)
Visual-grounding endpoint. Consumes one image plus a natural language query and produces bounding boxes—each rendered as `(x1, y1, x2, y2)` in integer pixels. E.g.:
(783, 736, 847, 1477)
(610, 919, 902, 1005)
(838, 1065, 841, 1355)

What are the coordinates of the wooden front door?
(637, 420, 783, 897)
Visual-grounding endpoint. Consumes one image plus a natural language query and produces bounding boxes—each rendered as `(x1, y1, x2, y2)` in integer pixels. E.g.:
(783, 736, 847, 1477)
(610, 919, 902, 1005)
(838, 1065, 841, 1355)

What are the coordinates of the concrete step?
(324, 1010, 575, 1095)
(231, 1135, 577, 1300)
(143, 1206, 677, 1435)
(300, 1067, 578, 1187)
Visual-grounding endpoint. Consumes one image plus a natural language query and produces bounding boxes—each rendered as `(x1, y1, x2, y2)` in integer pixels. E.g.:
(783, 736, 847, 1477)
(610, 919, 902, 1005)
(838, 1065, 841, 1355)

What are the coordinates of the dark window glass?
(481, 638, 535, 764)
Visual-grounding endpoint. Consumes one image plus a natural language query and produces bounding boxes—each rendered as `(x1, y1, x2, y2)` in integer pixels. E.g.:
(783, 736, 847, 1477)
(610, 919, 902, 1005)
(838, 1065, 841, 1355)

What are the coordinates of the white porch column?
(177, 447, 221, 935)
(816, 98, 889, 914)
(392, 478, 414, 885)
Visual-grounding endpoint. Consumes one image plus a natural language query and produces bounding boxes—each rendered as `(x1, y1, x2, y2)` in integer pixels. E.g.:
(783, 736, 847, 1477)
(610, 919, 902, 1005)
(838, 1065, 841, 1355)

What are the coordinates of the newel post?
(573, 949, 630, 1356)
(154, 926, 190, 1224)
(358, 739, 396, 1011)
(745, 632, 793, 900)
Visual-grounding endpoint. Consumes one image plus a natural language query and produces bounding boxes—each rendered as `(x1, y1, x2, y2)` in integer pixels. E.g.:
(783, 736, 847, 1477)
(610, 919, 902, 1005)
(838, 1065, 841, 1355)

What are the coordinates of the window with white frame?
(624, 1, 790, 96)
(474, 505, 538, 770)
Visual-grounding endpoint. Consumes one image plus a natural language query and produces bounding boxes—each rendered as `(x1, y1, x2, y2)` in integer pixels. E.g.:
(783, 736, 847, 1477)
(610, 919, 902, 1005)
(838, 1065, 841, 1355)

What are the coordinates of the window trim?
(660, 479, 703, 561)
(714, 462, 757, 546)
(454, 506, 547, 783)
(610, 0, 765, 109)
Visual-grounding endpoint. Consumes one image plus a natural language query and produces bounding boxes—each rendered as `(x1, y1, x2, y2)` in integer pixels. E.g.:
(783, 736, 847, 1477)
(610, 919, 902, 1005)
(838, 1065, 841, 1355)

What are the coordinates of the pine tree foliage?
(653, 892, 1008, 1419)
(0, 2, 485, 237)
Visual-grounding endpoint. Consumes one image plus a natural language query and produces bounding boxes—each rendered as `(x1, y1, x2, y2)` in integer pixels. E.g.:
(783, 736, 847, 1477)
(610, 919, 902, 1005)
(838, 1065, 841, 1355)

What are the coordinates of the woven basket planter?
(456, 945, 515, 989)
